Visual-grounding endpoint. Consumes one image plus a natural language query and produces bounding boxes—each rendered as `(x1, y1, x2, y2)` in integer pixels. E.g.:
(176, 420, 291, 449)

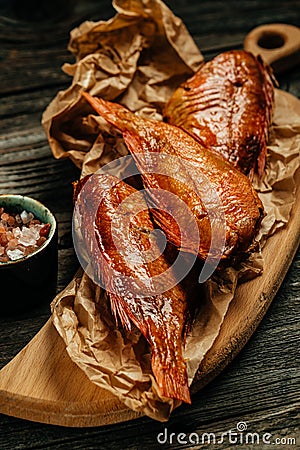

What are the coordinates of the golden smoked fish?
(82, 92, 264, 263)
(164, 50, 274, 178)
(74, 174, 192, 403)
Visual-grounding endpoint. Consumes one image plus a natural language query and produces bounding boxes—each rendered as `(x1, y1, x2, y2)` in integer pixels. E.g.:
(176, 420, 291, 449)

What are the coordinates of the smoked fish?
(163, 50, 274, 178)
(82, 92, 264, 263)
(74, 173, 192, 403)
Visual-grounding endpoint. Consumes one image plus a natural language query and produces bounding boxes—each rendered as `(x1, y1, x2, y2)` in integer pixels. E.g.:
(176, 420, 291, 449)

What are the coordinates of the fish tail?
(151, 351, 191, 404)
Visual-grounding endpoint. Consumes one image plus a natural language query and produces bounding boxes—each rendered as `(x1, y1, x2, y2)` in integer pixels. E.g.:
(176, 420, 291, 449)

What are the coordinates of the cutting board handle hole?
(257, 31, 285, 49)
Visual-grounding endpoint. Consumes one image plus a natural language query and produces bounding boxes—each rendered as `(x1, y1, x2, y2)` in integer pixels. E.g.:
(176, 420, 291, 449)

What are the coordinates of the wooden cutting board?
(0, 168, 299, 427)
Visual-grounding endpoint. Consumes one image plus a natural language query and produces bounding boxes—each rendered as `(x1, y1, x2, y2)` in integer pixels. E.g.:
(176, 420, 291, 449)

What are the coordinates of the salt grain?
(18, 226, 41, 247)
(24, 245, 37, 256)
(12, 227, 21, 238)
(0, 234, 8, 247)
(6, 231, 13, 241)
(37, 236, 47, 246)
(20, 210, 32, 224)
(1, 212, 9, 222)
(7, 248, 25, 261)
(7, 239, 19, 249)
(7, 215, 15, 226)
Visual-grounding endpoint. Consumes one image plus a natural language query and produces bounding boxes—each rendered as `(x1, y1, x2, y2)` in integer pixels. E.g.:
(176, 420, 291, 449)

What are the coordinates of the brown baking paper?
(42, 0, 300, 422)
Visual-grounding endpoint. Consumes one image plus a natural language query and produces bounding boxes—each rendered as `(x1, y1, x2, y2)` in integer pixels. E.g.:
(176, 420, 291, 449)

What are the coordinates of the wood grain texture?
(0, 320, 141, 427)
(0, 0, 299, 448)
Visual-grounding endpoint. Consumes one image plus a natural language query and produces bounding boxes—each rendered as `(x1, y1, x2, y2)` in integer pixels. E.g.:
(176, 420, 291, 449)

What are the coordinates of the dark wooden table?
(0, 1, 299, 448)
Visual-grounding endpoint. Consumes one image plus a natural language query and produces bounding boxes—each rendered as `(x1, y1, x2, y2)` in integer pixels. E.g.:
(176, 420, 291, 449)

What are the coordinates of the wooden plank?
(0, 319, 142, 428)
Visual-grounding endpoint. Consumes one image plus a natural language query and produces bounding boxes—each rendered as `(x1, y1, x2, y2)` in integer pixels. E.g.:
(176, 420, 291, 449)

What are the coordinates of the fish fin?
(151, 352, 191, 404)
(72, 175, 92, 203)
(257, 143, 267, 178)
(248, 166, 255, 182)
(109, 293, 132, 331)
(81, 91, 130, 131)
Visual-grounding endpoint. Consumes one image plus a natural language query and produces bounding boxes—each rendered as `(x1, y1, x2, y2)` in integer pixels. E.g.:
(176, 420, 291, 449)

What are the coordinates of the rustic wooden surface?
(0, 0, 299, 448)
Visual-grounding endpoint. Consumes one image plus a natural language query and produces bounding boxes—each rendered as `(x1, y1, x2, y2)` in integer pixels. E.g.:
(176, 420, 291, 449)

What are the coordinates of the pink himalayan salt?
(0, 208, 50, 262)
(7, 215, 15, 226)
(7, 239, 19, 249)
(0, 213, 9, 222)
(7, 248, 25, 261)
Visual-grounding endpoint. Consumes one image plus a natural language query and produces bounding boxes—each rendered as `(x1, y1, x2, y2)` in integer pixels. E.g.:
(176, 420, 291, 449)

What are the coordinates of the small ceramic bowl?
(0, 195, 58, 315)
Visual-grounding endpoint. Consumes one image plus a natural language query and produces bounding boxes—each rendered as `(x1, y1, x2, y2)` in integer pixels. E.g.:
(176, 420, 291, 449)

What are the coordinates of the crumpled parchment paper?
(42, 0, 300, 422)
